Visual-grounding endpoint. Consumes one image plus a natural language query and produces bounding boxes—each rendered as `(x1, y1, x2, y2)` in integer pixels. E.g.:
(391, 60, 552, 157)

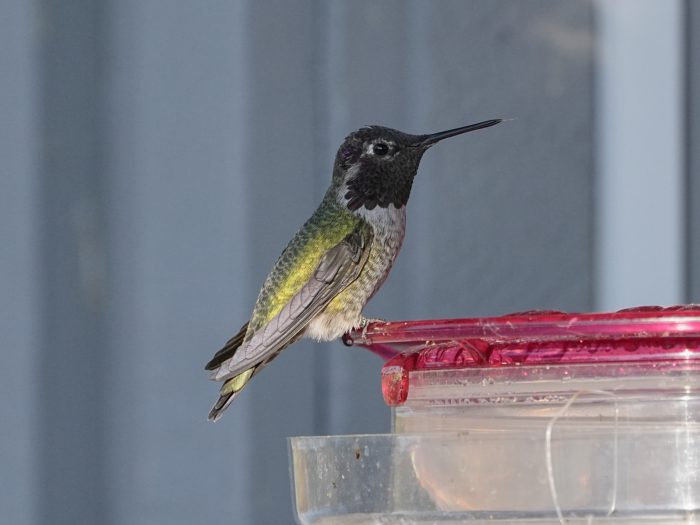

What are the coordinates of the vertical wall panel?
(0, 2, 40, 524)
(594, 0, 684, 311)
(103, 2, 254, 524)
(688, 0, 700, 301)
(37, 1, 108, 523)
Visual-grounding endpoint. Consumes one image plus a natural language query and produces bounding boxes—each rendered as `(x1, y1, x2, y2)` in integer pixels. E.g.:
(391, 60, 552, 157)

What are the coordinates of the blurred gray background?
(2, 0, 698, 524)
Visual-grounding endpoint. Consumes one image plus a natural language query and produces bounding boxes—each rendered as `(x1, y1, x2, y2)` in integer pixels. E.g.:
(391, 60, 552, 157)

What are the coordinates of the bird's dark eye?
(372, 142, 389, 156)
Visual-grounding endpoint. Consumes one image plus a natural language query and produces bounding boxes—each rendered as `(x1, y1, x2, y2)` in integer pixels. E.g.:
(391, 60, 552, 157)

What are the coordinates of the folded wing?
(211, 223, 372, 382)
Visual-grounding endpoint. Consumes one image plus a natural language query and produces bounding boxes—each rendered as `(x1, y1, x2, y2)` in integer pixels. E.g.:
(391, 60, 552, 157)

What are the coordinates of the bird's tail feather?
(206, 331, 302, 421)
(207, 391, 237, 422)
(207, 367, 255, 422)
(205, 322, 249, 371)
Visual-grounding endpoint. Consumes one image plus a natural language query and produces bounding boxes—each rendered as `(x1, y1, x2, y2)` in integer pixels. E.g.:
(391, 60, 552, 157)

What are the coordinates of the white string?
(606, 394, 620, 518)
(545, 389, 620, 525)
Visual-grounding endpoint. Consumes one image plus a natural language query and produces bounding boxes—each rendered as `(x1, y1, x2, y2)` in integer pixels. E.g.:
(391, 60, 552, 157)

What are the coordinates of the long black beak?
(418, 119, 502, 148)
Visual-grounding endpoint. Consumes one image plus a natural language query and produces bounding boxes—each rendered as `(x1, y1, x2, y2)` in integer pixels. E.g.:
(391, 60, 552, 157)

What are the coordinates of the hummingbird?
(205, 118, 502, 421)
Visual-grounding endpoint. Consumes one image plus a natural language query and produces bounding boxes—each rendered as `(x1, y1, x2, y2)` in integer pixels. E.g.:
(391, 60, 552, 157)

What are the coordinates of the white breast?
(354, 203, 406, 234)
(356, 203, 407, 299)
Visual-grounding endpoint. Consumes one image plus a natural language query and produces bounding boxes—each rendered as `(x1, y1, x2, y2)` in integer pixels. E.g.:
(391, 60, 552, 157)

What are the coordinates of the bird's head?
(332, 119, 502, 212)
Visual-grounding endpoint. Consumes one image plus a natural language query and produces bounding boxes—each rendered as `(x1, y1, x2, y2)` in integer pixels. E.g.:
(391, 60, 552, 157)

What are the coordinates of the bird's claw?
(358, 316, 385, 340)
(343, 317, 386, 346)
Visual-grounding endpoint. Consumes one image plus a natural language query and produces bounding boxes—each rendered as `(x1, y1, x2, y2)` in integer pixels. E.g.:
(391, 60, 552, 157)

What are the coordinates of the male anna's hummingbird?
(205, 118, 502, 421)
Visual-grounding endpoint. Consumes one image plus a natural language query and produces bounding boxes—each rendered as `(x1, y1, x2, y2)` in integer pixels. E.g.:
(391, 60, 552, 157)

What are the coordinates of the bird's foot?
(358, 316, 385, 340)
(342, 317, 386, 346)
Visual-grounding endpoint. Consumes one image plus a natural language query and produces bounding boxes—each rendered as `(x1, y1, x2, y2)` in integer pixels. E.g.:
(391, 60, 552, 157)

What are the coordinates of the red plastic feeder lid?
(347, 305, 700, 407)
